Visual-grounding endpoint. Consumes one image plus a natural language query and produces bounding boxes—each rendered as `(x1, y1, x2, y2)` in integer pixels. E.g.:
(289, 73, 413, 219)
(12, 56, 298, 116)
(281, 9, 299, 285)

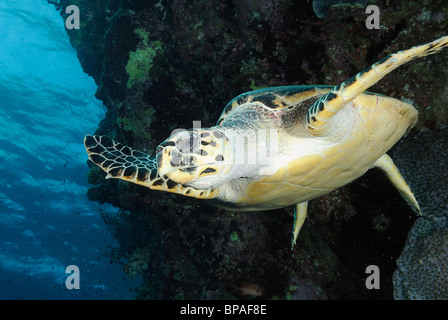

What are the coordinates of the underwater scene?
(1, 0, 447, 302)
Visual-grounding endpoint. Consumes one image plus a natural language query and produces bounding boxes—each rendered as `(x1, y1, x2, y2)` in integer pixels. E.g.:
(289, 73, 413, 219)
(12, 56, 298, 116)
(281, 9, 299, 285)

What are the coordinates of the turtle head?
(156, 127, 233, 188)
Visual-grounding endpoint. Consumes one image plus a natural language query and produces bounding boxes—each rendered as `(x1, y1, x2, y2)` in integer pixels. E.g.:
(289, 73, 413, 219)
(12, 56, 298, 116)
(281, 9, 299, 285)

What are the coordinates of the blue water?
(0, 0, 140, 299)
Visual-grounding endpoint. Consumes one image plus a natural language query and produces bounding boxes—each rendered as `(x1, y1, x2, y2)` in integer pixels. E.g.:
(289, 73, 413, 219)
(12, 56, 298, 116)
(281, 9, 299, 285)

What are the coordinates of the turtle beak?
(155, 140, 178, 176)
(156, 147, 171, 176)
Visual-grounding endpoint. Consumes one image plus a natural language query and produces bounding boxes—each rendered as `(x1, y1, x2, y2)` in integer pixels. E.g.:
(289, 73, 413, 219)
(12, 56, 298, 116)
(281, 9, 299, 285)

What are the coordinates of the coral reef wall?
(52, 0, 448, 299)
(391, 128, 448, 299)
(393, 215, 448, 299)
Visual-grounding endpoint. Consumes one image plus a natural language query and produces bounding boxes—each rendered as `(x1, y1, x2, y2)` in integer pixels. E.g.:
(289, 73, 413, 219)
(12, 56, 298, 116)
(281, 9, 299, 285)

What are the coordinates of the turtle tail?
(307, 35, 448, 135)
(84, 135, 218, 199)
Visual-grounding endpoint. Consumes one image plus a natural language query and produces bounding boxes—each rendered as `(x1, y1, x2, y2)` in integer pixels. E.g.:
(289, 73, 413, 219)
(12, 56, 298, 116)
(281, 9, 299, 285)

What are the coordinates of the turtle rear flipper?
(84, 135, 218, 199)
(374, 154, 422, 215)
(291, 202, 308, 249)
(307, 35, 448, 135)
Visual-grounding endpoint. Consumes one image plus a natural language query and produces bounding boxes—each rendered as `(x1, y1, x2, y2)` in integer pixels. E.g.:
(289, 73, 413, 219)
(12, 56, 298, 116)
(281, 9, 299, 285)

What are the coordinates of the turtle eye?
(156, 140, 176, 154)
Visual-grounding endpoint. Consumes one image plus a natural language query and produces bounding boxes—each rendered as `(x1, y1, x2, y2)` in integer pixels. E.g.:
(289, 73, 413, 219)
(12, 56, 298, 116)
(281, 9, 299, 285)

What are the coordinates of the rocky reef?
(51, 0, 448, 299)
(394, 215, 448, 299)
(391, 128, 448, 299)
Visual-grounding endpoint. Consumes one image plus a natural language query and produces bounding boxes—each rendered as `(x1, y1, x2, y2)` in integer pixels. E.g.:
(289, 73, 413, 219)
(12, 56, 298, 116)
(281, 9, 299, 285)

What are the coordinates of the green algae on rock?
(126, 28, 163, 89)
(117, 107, 156, 141)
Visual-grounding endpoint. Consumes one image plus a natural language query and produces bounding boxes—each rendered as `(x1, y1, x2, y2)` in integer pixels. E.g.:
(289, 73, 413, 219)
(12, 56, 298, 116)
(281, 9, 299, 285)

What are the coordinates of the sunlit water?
(0, 0, 140, 299)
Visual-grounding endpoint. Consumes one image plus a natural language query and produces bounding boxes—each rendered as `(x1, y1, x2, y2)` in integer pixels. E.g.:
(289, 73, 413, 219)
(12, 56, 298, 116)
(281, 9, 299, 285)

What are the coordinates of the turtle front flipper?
(374, 154, 422, 215)
(84, 135, 219, 199)
(291, 202, 308, 249)
(307, 35, 448, 135)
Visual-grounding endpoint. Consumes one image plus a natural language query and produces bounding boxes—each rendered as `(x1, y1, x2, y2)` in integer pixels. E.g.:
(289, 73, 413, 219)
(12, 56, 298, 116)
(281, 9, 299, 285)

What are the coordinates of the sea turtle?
(85, 36, 448, 247)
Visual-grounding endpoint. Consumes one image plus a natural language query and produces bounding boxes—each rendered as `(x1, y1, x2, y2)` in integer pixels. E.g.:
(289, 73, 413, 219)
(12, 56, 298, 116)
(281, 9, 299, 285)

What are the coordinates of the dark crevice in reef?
(52, 0, 448, 299)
